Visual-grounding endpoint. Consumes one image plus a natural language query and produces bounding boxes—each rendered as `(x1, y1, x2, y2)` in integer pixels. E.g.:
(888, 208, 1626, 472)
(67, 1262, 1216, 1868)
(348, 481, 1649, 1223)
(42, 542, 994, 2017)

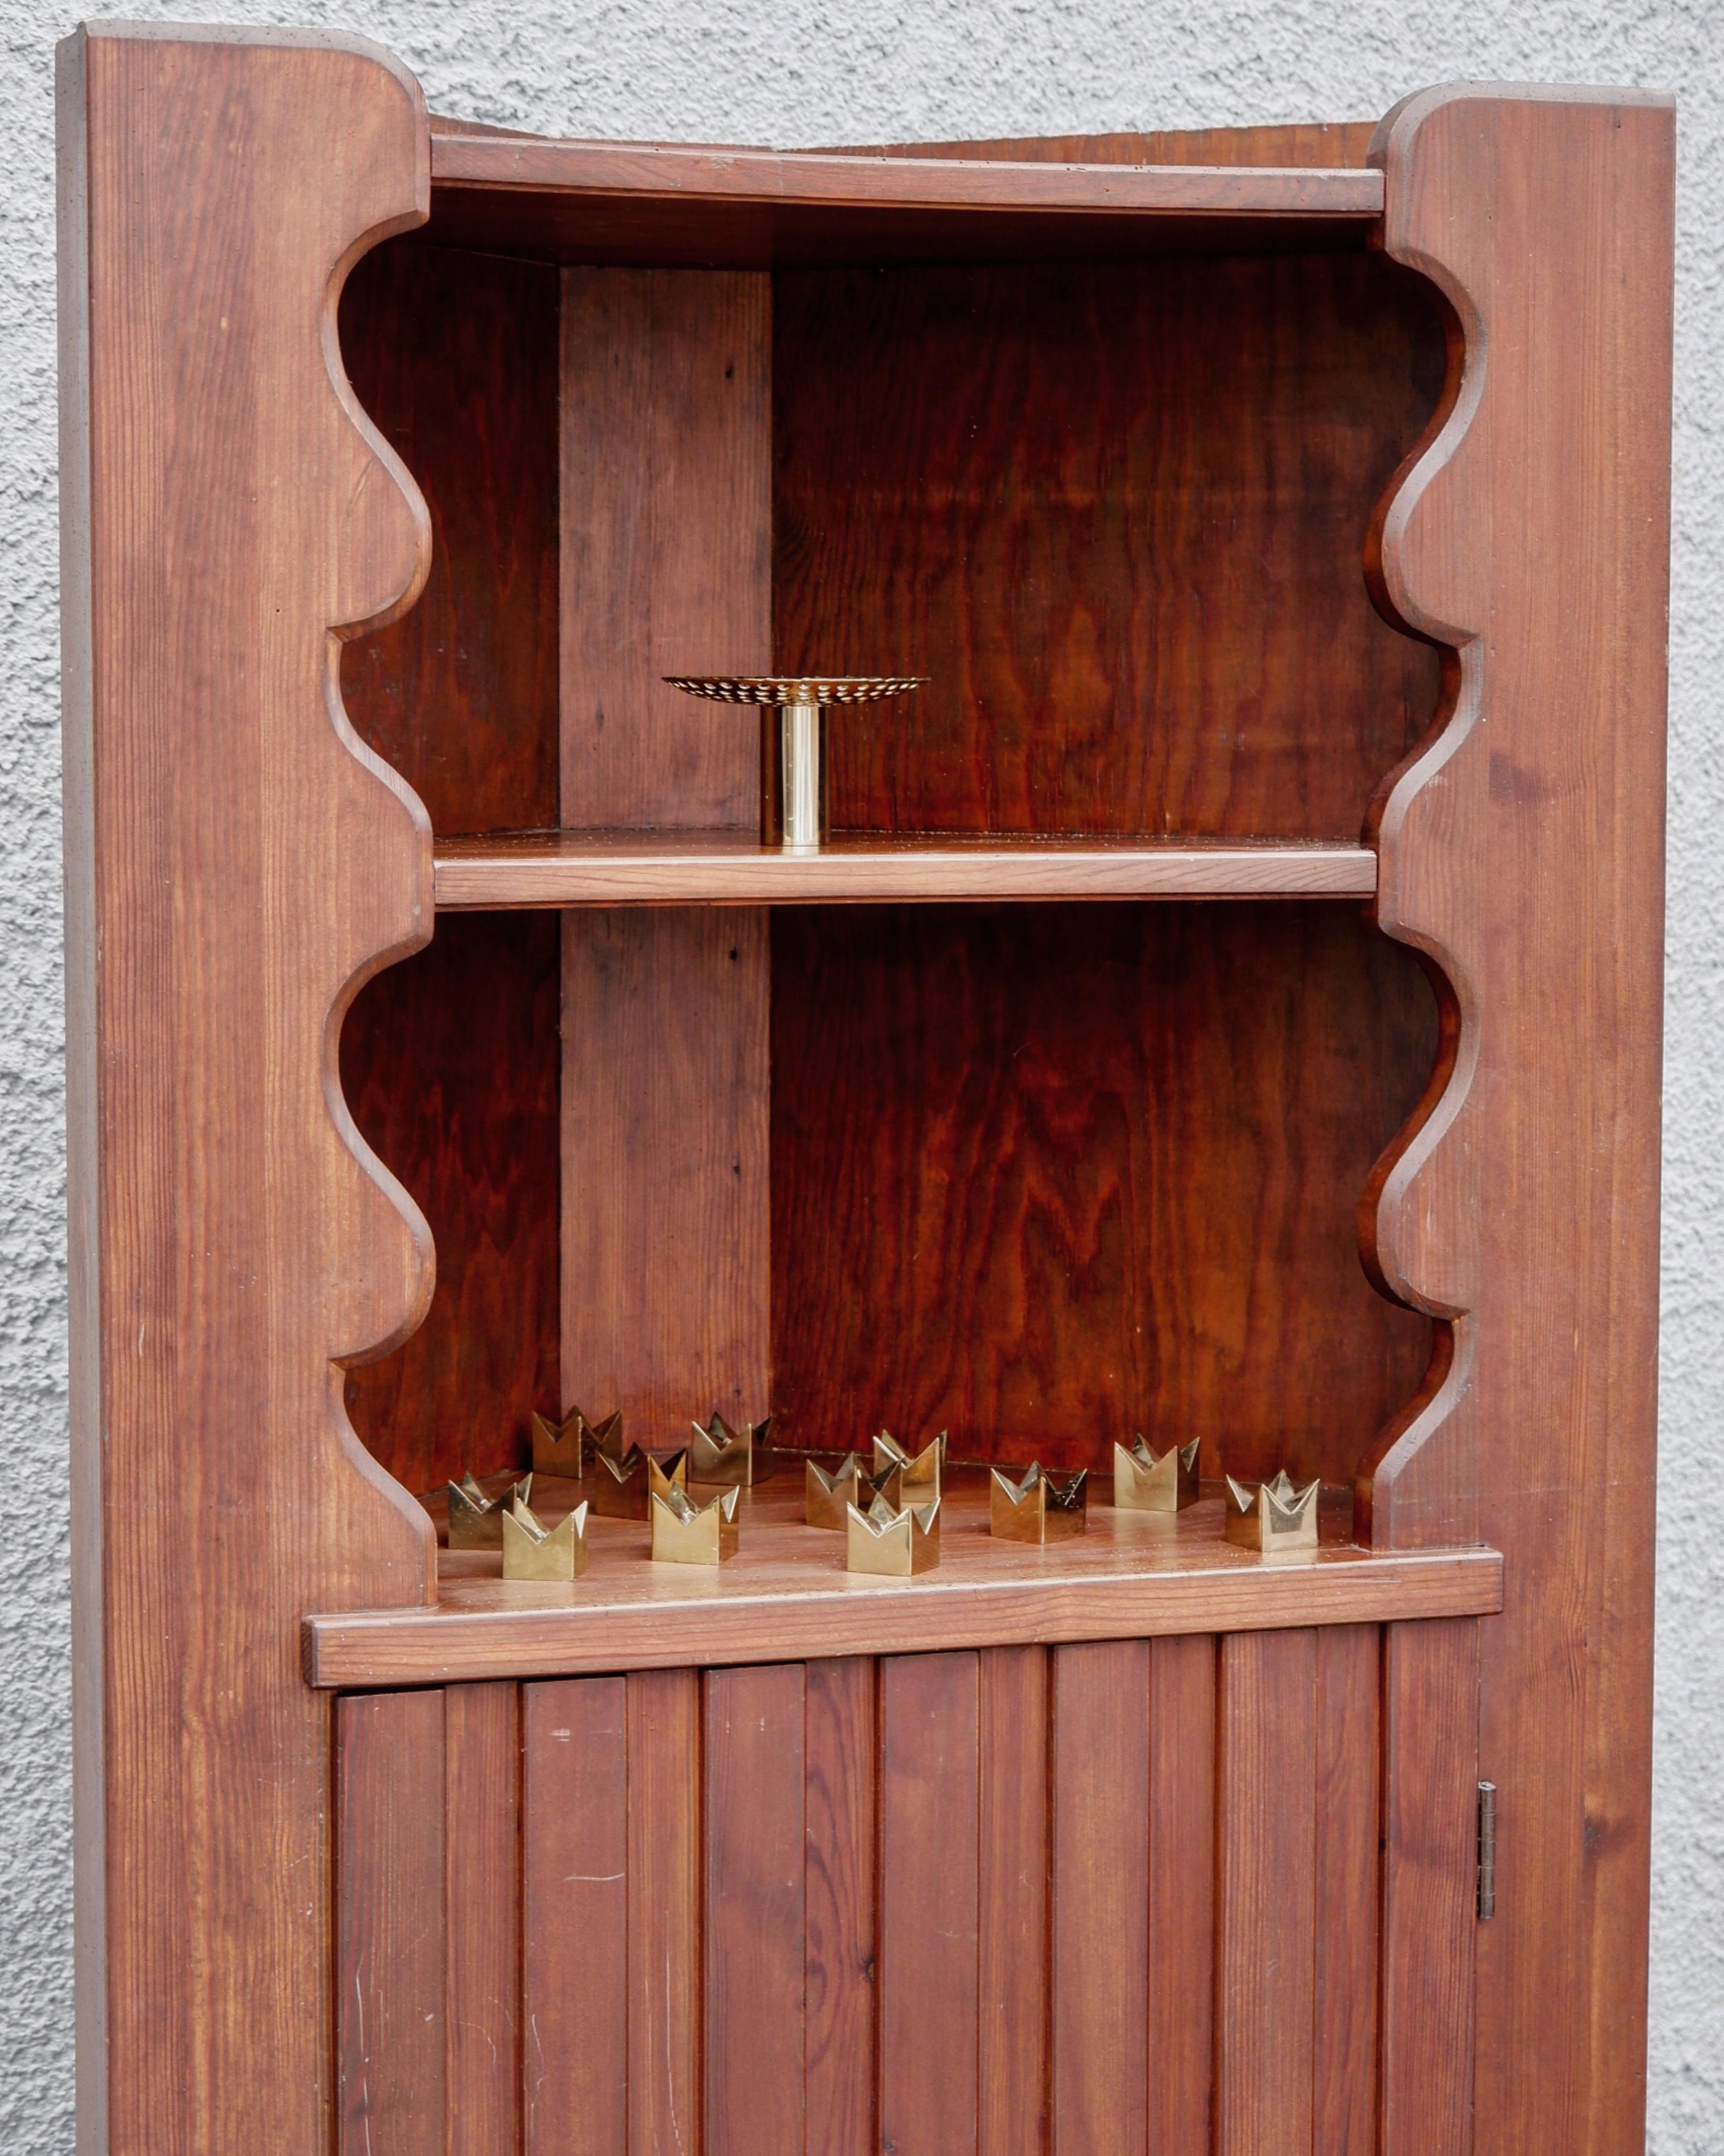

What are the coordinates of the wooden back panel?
(772, 900, 1436, 1481)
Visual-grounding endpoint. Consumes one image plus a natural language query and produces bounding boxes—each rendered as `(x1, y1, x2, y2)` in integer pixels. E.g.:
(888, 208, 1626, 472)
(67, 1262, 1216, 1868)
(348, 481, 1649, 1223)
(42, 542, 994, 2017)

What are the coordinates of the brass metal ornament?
(1224, 1470, 1320, 1555)
(650, 1482, 741, 1566)
(665, 675, 926, 853)
(1113, 1435, 1200, 1513)
(846, 1491, 941, 1577)
(806, 1452, 874, 1530)
(588, 1443, 684, 1521)
(447, 1471, 533, 1550)
(502, 1496, 589, 1582)
(989, 1462, 1088, 1543)
(871, 1430, 945, 1511)
(689, 1409, 776, 1488)
(529, 1407, 587, 1480)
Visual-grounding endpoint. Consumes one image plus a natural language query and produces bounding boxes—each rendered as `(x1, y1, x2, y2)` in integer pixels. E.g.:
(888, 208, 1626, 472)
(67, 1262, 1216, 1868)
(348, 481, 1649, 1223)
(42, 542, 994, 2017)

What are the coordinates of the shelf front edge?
(432, 841, 1379, 909)
(304, 1544, 1501, 1688)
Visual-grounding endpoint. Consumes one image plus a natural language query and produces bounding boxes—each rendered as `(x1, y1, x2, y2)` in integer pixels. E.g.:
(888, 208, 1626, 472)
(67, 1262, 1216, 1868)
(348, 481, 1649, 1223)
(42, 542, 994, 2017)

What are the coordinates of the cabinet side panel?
(73, 28, 436, 2155)
(523, 1677, 628, 2156)
(978, 1646, 1049, 2156)
(337, 1691, 448, 2156)
(805, 1658, 877, 2156)
(562, 907, 769, 1450)
(560, 267, 770, 829)
(1049, 1641, 1150, 2155)
(878, 1652, 981, 2156)
(705, 1663, 807, 2156)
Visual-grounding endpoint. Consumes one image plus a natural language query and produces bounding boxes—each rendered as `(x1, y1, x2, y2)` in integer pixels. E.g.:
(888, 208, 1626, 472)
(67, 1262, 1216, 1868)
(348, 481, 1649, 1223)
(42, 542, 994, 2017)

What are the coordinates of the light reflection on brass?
(846, 1491, 941, 1577)
(1113, 1436, 1200, 1513)
(989, 1462, 1088, 1543)
(689, 1410, 776, 1488)
(502, 1495, 588, 1582)
(650, 1482, 741, 1566)
(587, 1443, 674, 1521)
(447, 1471, 533, 1550)
(806, 1452, 873, 1530)
(1224, 1470, 1320, 1556)
(871, 1430, 945, 1512)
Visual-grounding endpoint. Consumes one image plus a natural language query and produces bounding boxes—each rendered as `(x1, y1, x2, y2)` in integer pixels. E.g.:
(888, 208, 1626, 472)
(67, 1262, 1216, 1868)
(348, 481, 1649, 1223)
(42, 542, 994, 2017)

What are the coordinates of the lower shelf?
(303, 1467, 1502, 1687)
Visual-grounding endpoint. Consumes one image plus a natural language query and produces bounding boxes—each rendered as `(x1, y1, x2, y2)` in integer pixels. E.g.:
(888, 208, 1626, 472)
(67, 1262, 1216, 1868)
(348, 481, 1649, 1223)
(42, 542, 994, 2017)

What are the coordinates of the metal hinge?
(1477, 1780, 1497, 1920)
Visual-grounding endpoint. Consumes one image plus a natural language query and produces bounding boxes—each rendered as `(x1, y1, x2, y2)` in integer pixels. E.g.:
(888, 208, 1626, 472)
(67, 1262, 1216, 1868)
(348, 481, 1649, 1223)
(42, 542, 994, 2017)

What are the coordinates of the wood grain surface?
(775, 252, 1443, 839)
(627, 1668, 703, 2156)
(59, 27, 438, 2154)
(878, 1651, 981, 2156)
(522, 1676, 628, 2156)
(562, 906, 770, 1454)
(433, 829, 1378, 907)
(772, 902, 1435, 1481)
(304, 1473, 1501, 1688)
(337, 1691, 447, 2156)
(338, 239, 559, 834)
(1050, 1641, 1150, 2153)
(560, 267, 769, 829)
(705, 1662, 808, 2156)
(1311, 1626, 1382, 2156)
(1360, 86, 1673, 2156)
(1145, 1633, 1218, 2154)
(804, 1657, 877, 2156)
(425, 135, 1382, 268)
(444, 1682, 521, 2156)
(343, 910, 561, 1490)
(978, 1646, 1049, 2156)
(846, 123, 1379, 167)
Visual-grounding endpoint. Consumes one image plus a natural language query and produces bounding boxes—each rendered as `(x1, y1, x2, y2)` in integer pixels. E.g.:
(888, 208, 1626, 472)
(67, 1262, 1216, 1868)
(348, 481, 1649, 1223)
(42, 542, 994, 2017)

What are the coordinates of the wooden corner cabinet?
(58, 24, 1671, 2156)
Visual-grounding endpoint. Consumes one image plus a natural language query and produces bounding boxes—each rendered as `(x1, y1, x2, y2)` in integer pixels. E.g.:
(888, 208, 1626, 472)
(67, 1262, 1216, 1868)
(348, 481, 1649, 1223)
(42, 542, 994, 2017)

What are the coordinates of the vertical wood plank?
(560, 266, 770, 830)
(1050, 1641, 1150, 2156)
(1380, 1619, 1480, 2156)
(1146, 1633, 1217, 2156)
(444, 1683, 520, 2156)
(879, 1651, 980, 2156)
(805, 1658, 877, 2156)
(1312, 1627, 1381, 2156)
(338, 1690, 447, 2156)
(629, 1668, 703, 2156)
(705, 1664, 806, 2156)
(522, 1676, 627, 2156)
(1216, 1629, 1318, 2156)
(978, 1646, 1049, 2156)
(562, 905, 769, 1453)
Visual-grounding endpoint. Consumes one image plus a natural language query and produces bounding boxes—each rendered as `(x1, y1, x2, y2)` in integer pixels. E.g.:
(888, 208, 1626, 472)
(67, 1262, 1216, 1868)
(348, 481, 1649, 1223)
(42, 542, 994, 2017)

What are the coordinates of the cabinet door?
(335, 1620, 1478, 2154)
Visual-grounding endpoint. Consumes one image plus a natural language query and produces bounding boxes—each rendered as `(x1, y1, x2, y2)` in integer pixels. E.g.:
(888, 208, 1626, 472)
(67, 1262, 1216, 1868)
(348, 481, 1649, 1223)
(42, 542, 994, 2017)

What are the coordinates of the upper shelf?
(424, 130, 1386, 267)
(433, 831, 1379, 909)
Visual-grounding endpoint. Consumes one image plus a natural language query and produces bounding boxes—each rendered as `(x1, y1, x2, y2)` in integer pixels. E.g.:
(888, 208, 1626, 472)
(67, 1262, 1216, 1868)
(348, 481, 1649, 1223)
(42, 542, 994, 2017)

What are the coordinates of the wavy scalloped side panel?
(67, 28, 442, 2150)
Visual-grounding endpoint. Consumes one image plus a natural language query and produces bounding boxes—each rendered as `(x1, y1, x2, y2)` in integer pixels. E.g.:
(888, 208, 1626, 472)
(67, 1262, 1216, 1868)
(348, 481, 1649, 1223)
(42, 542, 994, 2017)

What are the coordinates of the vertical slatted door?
(335, 1620, 1478, 2153)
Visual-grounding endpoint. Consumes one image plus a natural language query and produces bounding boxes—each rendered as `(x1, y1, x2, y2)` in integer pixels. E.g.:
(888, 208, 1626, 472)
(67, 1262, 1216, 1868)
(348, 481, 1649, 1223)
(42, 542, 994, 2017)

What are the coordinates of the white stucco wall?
(1, 2, 1717, 2148)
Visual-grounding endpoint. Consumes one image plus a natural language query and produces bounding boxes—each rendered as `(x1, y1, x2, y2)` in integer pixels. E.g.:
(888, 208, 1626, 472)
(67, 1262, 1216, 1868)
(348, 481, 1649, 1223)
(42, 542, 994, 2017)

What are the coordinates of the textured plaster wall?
(0, 0, 1717, 2148)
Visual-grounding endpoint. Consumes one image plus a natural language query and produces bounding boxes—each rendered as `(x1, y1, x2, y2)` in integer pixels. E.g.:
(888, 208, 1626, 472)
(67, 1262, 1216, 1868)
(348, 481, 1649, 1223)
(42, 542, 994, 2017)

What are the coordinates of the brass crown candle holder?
(651, 1483, 741, 1566)
(447, 1471, 532, 1551)
(805, 1452, 873, 1530)
(1224, 1470, 1320, 1555)
(689, 1409, 776, 1488)
(665, 675, 926, 852)
(529, 1404, 621, 1481)
(873, 1430, 946, 1512)
(846, 1490, 941, 1578)
(1114, 1435, 1201, 1513)
(989, 1462, 1088, 1543)
(589, 1443, 687, 1521)
(502, 1495, 589, 1582)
